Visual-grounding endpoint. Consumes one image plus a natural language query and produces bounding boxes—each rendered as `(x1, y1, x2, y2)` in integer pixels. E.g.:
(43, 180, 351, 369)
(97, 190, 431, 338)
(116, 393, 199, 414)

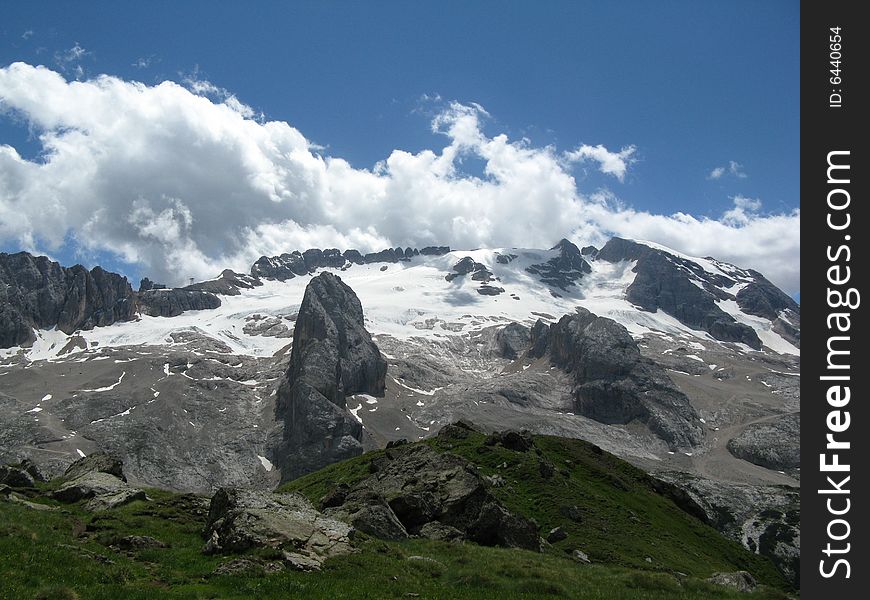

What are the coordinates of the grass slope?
(0, 432, 793, 599)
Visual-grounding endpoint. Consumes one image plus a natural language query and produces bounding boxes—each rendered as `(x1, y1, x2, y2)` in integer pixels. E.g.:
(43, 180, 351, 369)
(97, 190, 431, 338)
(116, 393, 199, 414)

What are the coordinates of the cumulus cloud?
(0, 63, 799, 293)
(708, 160, 747, 180)
(563, 144, 636, 182)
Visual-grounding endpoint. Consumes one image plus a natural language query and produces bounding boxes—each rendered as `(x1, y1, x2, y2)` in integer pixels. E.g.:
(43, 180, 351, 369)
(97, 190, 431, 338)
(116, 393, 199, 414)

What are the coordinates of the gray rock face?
(364, 248, 402, 264)
(538, 308, 702, 449)
(596, 238, 762, 349)
(495, 323, 531, 359)
(323, 441, 541, 552)
(476, 285, 505, 296)
(420, 246, 451, 256)
(661, 473, 799, 588)
(251, 246, 445, 282)
(183, 270, 262, 296)
(736, 273, 801, 348)
(138, 289, 222, 317)
(203, 488, 354, 570)
(727, 413, 800, 472)
(525, 239, 592, 291)
(251, 251, 309, 281)
(275, 272, 387, 481)
(0, 252, 137, 348)
(323, 488, 409, 541)
(736, 272, 799, 321)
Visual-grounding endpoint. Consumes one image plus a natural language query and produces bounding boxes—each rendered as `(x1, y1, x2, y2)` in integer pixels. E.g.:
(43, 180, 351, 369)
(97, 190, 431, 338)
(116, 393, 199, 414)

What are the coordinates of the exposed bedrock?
(0, 252, 137, 348)
(274, 272, 387, 481)
(596, 238, 762, 349)
(528, 308, 702, 449)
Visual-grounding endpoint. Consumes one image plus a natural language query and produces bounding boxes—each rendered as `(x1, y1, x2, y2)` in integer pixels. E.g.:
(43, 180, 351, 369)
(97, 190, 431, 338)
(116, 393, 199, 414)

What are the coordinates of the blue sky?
(0, 1, 800, 294)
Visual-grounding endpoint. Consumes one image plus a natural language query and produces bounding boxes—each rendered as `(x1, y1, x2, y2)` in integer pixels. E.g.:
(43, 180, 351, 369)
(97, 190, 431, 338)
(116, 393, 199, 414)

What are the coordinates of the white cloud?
(22, 30, 34, 41)
(563, 144, 637, 182)
(708, 166, 725, 180)
(0, 63, 800, 294)
(708, 160, 747, 180)
(132, 56, 154, 69)
(52, 43, 89, 79)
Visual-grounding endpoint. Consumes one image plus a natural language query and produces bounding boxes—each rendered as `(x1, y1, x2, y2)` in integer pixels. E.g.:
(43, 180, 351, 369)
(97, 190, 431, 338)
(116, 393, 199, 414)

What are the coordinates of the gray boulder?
(51, 471, 145, 511)
(0, 465, 36, 488)
(203, 488, 353, 571)
(418, 521, 465, 542)
(275, 272, 387, 481)
(706, 571, 757, 592)
(63, 452, 126, 482)
(324, 442, 540, 551)
(323, 489, 409, 541)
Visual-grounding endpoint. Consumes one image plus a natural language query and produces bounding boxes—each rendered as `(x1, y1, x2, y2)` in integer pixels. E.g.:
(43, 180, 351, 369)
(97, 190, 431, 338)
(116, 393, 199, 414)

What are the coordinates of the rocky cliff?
(275, 272, 387, 481)
(596, 237, 763, 349)
(0, 252, 136, 347)
(529, 307, 702, 449)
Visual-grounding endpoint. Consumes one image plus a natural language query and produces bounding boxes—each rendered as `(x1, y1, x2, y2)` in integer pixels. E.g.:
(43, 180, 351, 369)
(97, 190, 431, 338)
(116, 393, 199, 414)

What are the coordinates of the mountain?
(0, 236, 800, 585)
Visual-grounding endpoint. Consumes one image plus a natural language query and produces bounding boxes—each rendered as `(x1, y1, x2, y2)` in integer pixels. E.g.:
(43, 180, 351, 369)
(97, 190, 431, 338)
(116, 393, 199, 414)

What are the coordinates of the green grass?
(0, 432, 795, 599)
(282, 431, 791, 590)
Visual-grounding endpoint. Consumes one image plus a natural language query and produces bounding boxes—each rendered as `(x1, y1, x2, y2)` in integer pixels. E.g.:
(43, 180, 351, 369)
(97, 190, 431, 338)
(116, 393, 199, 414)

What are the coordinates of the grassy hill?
(1, 430, 793, 599)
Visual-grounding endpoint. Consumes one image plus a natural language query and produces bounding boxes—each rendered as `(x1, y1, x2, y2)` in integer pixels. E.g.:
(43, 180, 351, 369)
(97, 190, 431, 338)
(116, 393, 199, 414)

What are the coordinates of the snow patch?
(79, 371, 126, 393)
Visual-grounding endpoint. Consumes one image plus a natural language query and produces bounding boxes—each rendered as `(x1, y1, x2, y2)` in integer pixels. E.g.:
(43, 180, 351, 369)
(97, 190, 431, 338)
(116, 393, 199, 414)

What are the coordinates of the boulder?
(547, 526, 568, 543)
(418, 521, 465, 542)
(51, 471, 145, 511)
(0, 465, 36, 488)
(476, 285, 505, 296)
(324, 442, 540, 552)
(486, 429, 534, 452)
(323, 489, 409, 541)
(203, 488, 353, 571)
(19, 458, 47, 482)
(726, 413, 800, 472)
(706, 571, 757, 592)
(63, 452, 126, 482)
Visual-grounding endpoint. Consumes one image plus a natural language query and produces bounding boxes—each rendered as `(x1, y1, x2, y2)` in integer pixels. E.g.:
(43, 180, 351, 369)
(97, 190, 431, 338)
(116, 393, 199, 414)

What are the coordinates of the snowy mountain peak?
(0, 237, 799, 363)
